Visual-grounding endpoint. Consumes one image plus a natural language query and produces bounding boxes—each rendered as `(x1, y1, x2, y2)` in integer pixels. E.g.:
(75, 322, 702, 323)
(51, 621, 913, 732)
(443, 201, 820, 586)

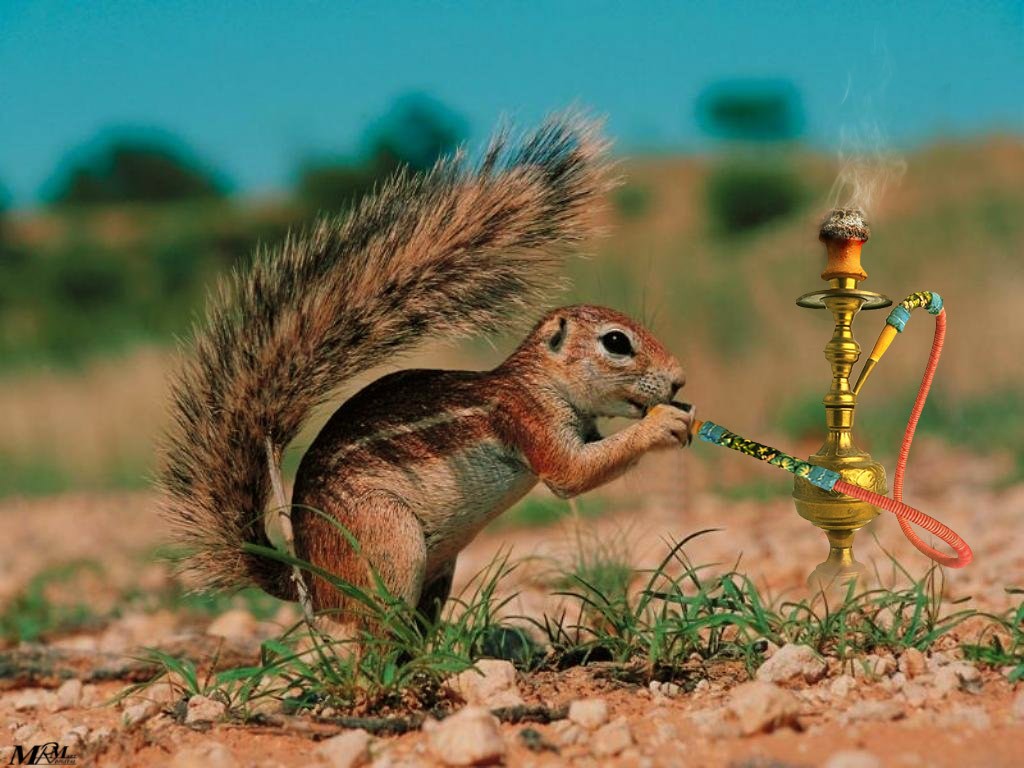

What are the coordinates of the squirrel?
(160, 113, 694, 631)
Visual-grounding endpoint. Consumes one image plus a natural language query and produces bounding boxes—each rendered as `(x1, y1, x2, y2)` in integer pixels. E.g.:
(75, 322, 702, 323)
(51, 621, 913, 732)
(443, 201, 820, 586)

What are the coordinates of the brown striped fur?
(292, 304, 691, 626)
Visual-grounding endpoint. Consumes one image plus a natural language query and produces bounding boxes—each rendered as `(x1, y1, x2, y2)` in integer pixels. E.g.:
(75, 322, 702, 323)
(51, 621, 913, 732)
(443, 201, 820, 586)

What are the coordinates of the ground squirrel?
(161, 113, 694, 631)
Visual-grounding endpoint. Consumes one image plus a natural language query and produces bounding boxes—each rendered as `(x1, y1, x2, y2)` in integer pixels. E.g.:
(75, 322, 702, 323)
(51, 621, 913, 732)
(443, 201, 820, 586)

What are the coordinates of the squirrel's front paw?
(641, 403, 694, 450)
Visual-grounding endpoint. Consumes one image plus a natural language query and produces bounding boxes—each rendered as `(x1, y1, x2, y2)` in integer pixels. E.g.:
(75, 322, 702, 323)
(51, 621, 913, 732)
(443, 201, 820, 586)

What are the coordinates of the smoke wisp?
(828, 123, 907, 217)
(829, 39, 906, 218)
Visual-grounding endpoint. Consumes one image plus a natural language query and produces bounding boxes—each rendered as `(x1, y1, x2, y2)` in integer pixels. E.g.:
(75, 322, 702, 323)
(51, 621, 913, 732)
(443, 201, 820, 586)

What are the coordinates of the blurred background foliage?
(297, 93, 466, 212)
(698, 80, 808, 235)
(0, 84, 1022, 497)
(46, 135, 228, 206)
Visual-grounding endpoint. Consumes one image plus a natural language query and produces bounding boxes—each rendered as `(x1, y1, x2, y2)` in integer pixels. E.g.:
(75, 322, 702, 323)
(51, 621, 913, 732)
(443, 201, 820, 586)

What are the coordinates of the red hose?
(832, 309, 973, 568)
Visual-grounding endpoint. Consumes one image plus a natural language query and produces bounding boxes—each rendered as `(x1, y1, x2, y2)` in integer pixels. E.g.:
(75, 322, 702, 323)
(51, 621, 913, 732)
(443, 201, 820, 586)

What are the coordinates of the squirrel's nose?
(669, 373, 685, 399)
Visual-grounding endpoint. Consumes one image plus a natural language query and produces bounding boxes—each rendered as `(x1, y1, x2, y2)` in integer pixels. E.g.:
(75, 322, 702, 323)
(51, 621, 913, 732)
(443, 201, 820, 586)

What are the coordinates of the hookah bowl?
(793, 209, 892, 589)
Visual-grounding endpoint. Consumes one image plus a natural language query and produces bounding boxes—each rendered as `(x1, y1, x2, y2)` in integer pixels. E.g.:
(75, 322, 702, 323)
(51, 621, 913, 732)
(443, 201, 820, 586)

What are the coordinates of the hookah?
(684, 208, 972, 587)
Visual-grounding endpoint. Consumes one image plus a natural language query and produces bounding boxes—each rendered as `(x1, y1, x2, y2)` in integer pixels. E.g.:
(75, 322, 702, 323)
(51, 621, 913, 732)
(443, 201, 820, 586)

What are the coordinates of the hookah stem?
(691, 308, 972, 568)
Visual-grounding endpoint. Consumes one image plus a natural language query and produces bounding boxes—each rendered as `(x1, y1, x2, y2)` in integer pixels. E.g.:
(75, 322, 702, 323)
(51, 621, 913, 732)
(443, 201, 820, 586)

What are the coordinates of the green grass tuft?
(113, 528, 1020, 719)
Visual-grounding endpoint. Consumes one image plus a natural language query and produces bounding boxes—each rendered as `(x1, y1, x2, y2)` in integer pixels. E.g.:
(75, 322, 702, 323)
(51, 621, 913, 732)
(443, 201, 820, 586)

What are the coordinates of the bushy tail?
(159, 113, 612, 596)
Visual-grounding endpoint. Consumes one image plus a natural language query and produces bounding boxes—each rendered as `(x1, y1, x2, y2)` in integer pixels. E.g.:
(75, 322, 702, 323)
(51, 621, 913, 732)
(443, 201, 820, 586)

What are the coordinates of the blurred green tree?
(366, 93, 467, 172)
(297, 93, 466, 212)
(613, 184, 652, 220)
(696, 80, 807, 234)
(296, 163, 380, 214)
(696, 80, 804, 142)
(47, 134, 227, 205)
(705, 161, 806, 233)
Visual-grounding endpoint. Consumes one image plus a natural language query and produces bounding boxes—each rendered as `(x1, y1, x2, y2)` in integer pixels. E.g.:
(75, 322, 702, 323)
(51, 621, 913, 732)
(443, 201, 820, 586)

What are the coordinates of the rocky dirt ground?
(1, 442, 1022, 767)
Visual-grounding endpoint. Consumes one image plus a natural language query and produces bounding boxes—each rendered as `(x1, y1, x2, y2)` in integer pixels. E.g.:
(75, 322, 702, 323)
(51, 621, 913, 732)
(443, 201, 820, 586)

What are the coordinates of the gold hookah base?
(793, 453, 887, 591)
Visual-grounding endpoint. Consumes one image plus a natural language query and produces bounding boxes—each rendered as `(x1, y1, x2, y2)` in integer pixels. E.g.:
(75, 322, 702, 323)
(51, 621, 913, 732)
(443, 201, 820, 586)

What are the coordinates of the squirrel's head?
(514, 305, 685, 419)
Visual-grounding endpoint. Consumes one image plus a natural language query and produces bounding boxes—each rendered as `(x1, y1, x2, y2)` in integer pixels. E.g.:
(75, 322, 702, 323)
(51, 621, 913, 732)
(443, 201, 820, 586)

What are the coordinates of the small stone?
(932, 662, 982, 696)
(171, 742, 237, 768)
(80, 684, 100, 707)
(426, 707, 505, 766)
(123, 700, 159, 726)
(591, 717, 633, 758)
(62, 726, 89, 748)
(568, 698, 609, 730)
(951, 662, 983, 693)
(755, 644, 826, 684)
(316, 729, 372, 767)
(902, 683, 928, 708)
(690, 709, 735, 738)
(89, 727, 112, 746)
(55, 679, 83, 711)
(841, 700, 903, 723)
(649, 680, 682, 699)
(550, 720, 585, 747)
(926, 650, 955, 672)
(824, 749, 882, 768)
(899, 648, 927, 678)
(728, 681, 801, 735)
(854, 654, 894, 680)
(829, 674, 855, 698)
(12, 689, 50, 712)
(693, 679, 710, 694)
(447, 660, 524, 708)
(185, 694, 227, 724)
(206, 609, 258, 640)
(661, 681, 682, 697)
(931, 667, 958, 697)
(13, 723, 39, 742)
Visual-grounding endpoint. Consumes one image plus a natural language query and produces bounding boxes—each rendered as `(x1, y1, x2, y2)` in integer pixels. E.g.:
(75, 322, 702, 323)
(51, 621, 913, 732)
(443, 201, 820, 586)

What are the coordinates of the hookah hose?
(688, 291, 973, 569)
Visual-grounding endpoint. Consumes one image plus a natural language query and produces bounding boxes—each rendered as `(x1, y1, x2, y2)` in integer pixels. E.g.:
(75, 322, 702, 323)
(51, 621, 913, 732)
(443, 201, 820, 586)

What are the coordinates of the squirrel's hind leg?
(294, 490, 428, 633)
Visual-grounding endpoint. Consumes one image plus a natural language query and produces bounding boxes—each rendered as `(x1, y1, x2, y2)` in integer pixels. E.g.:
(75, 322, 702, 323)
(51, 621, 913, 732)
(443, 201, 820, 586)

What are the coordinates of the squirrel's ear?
(547, 316, 567, 353)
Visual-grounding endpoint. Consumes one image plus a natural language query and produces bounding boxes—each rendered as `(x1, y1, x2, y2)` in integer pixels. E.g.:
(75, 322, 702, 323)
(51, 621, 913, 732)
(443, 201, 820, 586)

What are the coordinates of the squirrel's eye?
(600, 331, 634, 357)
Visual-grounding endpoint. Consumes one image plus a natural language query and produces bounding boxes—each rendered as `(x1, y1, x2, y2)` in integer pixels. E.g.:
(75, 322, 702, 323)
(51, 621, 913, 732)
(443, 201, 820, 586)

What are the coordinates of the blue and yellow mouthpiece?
(854, 291, 943, 395)
(692, 420, 840, 492)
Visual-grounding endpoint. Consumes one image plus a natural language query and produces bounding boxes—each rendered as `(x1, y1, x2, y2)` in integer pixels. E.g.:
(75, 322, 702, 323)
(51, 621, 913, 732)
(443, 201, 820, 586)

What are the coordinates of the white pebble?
(591, 717, 633, 757)
(447, 660, 524, 708)
(568, 698, 609, 730)
(184, 694, 226, 724)
(315, 729, 372, 767)
(55, 679, 83, 711)
(756, 644, 826, 684)
(426, 707, 505, 767)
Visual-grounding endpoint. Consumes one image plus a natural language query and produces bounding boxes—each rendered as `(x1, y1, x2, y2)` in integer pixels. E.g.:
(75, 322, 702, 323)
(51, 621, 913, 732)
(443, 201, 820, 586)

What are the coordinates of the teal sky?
(1, 1, 1021, 206)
